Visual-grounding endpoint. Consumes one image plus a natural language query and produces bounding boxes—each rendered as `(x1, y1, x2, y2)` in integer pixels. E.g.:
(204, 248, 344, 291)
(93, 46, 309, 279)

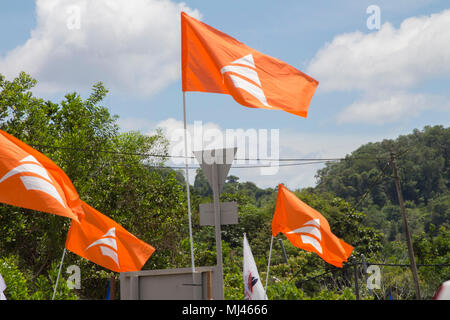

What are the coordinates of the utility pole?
(390, 152, 421, 300)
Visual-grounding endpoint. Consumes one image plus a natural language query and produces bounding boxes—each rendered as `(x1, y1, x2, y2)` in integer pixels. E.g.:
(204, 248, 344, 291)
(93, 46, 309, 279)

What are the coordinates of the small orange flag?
(272, 184, 353, 268)
(65, 201, 155, 273)
(0, 130, 83, 222)
(181, 12, 319, 118)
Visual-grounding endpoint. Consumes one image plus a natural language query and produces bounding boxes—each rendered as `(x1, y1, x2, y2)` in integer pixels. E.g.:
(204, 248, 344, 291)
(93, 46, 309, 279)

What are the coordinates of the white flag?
(0, 273, 6, 300)
(433, 280, 450, 300)
(243, 234, 268, 300)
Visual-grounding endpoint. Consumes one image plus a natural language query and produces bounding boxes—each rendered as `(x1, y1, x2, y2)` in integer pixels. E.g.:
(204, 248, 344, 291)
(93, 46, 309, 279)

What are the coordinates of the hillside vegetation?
(0, 73, 448, 300)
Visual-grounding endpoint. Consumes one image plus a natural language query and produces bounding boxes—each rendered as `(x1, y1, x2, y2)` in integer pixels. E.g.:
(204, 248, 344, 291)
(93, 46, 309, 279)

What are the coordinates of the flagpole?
(264, 235, 274, 292)
(52, 248, 66, 300)
(183, 91, 196, 273)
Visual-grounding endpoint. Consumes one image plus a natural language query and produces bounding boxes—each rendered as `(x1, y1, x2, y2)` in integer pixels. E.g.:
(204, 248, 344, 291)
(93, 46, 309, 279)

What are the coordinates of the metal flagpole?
(264, 235, 274, 292)
(52, 248, 66, 300)
(183, 91, 196, 273)
(278, 238, 289, 264)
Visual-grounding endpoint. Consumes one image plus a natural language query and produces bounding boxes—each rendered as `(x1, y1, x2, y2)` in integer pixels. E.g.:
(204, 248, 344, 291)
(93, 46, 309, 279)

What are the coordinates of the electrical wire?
(30, 143, 390, 164)
(148, 160, 332, 170)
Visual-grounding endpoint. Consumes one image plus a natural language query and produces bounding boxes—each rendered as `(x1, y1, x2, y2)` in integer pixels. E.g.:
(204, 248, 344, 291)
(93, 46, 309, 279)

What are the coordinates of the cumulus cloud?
(154, 118, 280, 168)
(0, 0, 200, 95)
(306, 9, 450, 125)
(336, 92, 445, 124)
(307, 9, 450, 92)
(150, 118, 381, 189)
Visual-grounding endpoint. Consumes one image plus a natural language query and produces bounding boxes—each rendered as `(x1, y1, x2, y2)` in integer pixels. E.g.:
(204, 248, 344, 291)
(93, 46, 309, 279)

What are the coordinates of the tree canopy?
(0, 72, 448, 300)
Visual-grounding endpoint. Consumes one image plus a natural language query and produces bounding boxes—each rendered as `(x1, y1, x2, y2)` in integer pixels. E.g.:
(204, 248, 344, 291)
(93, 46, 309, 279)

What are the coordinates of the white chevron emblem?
(287, 219, 323, 254)
(0, 155, 66, 208)
(85, 228, 120, 268)
(220, 54, 271, 107)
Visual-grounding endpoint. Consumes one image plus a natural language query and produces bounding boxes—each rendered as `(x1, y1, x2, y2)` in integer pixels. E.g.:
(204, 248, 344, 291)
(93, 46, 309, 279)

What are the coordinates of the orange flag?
(0, 130, 83, 222)
(65, 201, 155, 272)
(272, 184, 353, 267)
(181, 12, 319, 118)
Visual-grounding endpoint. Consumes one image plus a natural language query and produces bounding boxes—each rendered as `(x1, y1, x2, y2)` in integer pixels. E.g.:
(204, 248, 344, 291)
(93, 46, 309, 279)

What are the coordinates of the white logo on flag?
(0, 155, 66, 208)
(287, 219, 323, 254)
(85, 228, 120, 268)
(220, 54, 271, 107)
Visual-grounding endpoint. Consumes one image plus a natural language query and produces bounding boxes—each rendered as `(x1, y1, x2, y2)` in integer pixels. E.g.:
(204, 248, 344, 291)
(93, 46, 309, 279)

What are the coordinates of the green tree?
(0, 73, 189, 299)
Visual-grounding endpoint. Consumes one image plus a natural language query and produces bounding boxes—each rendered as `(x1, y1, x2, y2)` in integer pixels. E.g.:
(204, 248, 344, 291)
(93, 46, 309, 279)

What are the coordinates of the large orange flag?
(65, 201, 155, 273)
(181, 12, 319, 118)
(0, 130, 83, 222)
(272, 184, 353, 267)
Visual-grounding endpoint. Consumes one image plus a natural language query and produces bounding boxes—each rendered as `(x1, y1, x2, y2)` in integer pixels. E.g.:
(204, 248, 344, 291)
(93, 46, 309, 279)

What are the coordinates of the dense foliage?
(316, 125, 449, 236)
(0, 73, 448, 300)
(314, 125, 450, 299)
(0, 73, 189, 299)
(189, 127, 449, 300)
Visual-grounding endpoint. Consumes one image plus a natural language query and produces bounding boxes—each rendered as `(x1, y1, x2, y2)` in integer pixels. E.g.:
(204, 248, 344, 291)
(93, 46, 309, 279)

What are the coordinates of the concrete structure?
(199, 201, 238, 226)
(193, 147, 238, 300)
(120, 266, 220, 300)
(120, 148, 239, 300)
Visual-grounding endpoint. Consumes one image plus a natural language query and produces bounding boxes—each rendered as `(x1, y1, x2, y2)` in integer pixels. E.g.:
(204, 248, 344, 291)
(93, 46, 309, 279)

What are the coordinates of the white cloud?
(306, 9, 450, 125)
(150, 118, 384, 189)
(154, 118, 229, 156)
(307, 9, 450, 92)
(0, 0, 200, 96)
(337, 92, 442, 124)
(117, 117, 156, 133)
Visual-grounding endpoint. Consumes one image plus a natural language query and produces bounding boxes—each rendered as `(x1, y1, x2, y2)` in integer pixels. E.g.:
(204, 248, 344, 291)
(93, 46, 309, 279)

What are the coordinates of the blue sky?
(1, 0, 449, 189)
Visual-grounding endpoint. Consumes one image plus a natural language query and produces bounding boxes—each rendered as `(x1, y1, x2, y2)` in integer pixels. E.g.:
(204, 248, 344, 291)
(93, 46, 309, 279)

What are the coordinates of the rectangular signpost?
(194, 147, 238, 300)
(199, 202, 238, 226)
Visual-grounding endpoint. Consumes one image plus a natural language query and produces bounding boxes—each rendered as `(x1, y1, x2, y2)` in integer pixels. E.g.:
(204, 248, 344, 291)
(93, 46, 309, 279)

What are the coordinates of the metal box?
(120, 266, 220, 300)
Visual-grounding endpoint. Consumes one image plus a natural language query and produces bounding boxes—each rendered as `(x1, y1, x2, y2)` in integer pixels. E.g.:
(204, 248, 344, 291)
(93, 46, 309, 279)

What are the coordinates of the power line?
(30, 143, 390, 163)
(150, 160, 332, 170)
(352, 161, 391, 209)
(292, 262, 450, 286)
(353, 262, 450, 267)
(348, 149, 409, 210)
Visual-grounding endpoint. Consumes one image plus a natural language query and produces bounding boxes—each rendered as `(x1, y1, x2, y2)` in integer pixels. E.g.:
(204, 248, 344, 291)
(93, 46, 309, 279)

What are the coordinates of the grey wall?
(120, 266, 221, 300)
